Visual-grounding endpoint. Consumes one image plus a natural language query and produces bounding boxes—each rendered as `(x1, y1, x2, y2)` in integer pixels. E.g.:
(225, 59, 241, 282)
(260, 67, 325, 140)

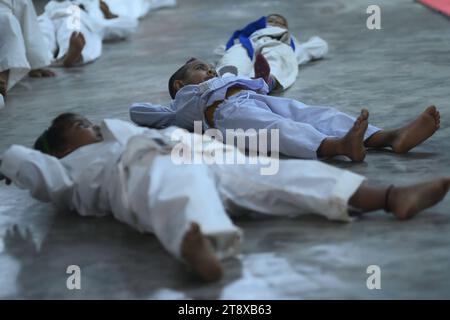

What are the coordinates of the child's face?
(267, 14, 288, 29)
(60, 116, 103, 157)
(183, 60, 218, 86)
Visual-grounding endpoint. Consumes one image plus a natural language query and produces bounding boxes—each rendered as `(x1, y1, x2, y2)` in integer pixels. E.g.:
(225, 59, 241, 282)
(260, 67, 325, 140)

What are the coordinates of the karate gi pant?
(119, 150, 366, 261)
(113, 147, 242, 261)
(213, 91, 381, 159)
(38, 7, 102, 65)
(0, 0, 52, 92)
(216, 39, 298, 90)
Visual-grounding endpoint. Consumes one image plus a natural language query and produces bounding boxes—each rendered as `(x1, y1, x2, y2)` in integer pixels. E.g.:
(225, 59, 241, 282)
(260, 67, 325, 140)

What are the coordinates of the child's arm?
(129, 102, 176, 129)
(137, 154, 241, 260)
(0, 145, 74, 207)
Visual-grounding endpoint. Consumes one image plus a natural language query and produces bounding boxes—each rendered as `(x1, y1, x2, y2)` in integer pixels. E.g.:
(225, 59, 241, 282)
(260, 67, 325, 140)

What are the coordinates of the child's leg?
(28, 15, 57, 77)
(364, 105, 440, 153)
(123, 154, 241, 282)
(216, 44, 254, 78)
(37, 13, 57, 59)
(216, 98, 369, 161)
(53, 10, 102, 67)
(263, 95, 440, 154)
(215, 157, 367, 221)
(252, 94, 381, 141)
(13, 0, 52, 70)
(214, 157, 450, 222)
(0, 8, 32, 91)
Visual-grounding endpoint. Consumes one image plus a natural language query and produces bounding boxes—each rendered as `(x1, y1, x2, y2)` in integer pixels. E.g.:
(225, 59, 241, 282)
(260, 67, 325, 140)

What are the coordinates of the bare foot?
(28, 69, 56, 78)
(391, 106, 440, 153)
(63, 32, 86, 68)
(100, 0, 118, 19)
(388, 178, 450, 220)
(341, 109, 369, 161)
(181, 222, 223, 282)
(317, 109, 369, 161)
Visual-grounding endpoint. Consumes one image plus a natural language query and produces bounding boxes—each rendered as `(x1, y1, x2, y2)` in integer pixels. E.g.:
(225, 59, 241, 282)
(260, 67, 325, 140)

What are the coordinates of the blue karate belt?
(225, 16, 296, 59)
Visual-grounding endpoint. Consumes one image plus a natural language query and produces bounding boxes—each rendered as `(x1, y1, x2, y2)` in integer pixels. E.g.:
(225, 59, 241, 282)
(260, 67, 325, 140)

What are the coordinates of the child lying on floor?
(38, 0, 138, 68)
(130, 58, 440, 162)
(216, 13, 328, 92)
(1, 113, 449, 282)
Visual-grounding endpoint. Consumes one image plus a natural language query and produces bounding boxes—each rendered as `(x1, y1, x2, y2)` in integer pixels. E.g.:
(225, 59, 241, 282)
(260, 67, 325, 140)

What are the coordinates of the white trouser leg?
(215, 96, 328, 159)
(117, 153, 242, 261)
(0, 9, 29, 90)
(12, 0, 52, 69)
(37, 14, 57, 58)
(53, 12, 102, 64)
(216, 44, 254, 78)
(213, 159, 366, 222)
(250, 94, 381, 140)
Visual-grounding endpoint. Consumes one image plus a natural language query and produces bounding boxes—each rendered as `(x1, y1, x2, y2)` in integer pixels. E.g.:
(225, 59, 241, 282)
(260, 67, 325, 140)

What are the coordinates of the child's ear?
(173, 80, 185, 92)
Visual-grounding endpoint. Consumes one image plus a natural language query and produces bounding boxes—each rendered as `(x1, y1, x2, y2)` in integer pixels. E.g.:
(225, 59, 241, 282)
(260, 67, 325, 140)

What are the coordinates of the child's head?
(168, 58, 218, 99)
(34, 113, 103, 158)
(266, 13, 288, 29)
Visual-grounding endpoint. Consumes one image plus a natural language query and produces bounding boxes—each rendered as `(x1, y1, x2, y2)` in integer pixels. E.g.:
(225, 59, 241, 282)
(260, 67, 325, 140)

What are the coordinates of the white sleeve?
(0, 145, 74, 208)
(129, 102, 176, 129)
(295, 36, 329, 65)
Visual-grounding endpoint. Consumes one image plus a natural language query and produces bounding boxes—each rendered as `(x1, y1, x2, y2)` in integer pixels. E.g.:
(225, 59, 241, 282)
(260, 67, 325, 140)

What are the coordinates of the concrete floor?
(1, 0, 450, 299)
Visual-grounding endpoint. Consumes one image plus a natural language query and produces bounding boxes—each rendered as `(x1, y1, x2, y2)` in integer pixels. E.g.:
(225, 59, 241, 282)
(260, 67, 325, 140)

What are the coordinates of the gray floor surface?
(0, 0, 450, 299)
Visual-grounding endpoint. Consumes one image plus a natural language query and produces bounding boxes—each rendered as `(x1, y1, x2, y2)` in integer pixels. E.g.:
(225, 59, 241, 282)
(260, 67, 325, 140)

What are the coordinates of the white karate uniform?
(37, 0, 138, 66)
(103, 0, 176, 19)
(0, 119, 366, 260)
(216, 26, 328, 90)
(0, 0, 52, 92)
(38, 1, 103, 65)
(130, 75, 381, 159)
(73, 0, 138, 40)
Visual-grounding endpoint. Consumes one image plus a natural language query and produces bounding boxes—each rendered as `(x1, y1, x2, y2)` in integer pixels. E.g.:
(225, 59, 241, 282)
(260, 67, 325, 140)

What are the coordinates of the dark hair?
(34, 113, 79, 156)
(168, 57, 197, 99)
(267, 13, 288, 28)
